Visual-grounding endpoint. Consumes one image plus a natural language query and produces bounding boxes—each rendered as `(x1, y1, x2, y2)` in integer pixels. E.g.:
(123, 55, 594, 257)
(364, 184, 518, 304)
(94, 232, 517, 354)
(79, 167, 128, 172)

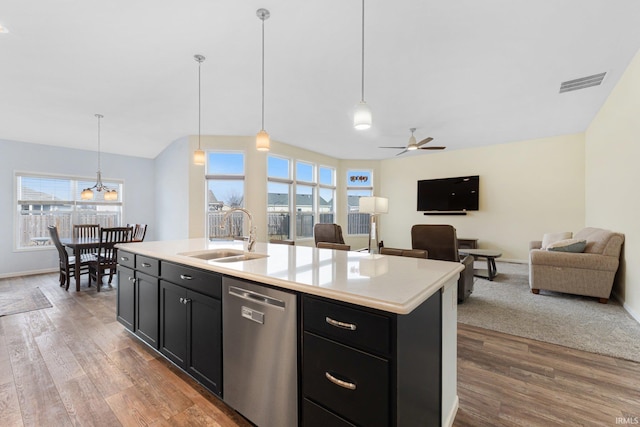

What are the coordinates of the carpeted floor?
(458, 261, 640, 362)
(0, 286, 52, 317)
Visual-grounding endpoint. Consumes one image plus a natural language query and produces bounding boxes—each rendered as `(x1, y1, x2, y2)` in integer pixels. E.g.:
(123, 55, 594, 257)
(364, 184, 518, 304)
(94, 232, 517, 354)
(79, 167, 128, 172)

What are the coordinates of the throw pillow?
(541, 231, 572, 249)
(547, 239, 587, 253)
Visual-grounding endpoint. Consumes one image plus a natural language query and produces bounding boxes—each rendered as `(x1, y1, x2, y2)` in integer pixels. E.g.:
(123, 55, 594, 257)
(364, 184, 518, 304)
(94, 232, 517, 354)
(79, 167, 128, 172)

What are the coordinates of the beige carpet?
(458, 262, 640, 362)
(0, 286, 52, 317)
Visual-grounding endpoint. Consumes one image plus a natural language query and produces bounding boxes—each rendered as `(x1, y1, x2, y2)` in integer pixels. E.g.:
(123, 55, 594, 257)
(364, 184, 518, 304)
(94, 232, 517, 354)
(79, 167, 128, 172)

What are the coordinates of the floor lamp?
(359, 196, 388, 253)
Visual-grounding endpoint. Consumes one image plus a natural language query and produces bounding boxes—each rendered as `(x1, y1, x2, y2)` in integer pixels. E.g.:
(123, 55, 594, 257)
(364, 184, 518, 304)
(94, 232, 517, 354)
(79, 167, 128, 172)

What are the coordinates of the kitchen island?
(116, 239, 463, 427)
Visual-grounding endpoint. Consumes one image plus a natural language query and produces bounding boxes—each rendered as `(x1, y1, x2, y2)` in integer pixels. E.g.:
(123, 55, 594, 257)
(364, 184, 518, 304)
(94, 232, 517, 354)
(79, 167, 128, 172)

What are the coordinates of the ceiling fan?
(379, 128, 446, 156)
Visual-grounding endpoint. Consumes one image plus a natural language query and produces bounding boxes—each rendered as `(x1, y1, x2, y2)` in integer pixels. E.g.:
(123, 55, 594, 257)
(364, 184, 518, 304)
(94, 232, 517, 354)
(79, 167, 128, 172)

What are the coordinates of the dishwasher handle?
(228, 286, 286, 309)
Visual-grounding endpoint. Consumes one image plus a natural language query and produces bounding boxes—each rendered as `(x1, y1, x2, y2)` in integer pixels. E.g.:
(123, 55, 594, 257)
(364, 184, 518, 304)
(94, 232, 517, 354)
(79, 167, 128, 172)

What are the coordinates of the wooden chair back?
(73, 224, 100, 239)
(127, 223, 148, 242)
(269, 239, 295, 245)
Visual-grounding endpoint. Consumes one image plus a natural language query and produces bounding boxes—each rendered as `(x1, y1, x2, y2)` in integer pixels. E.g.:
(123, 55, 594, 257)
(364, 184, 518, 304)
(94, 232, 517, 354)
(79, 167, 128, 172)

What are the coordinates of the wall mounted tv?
(417, 175, 479, 212)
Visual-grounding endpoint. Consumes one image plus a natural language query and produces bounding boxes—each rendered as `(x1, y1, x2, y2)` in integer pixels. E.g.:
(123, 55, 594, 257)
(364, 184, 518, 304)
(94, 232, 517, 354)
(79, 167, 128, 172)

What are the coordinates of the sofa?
(529, 227, 625, 303)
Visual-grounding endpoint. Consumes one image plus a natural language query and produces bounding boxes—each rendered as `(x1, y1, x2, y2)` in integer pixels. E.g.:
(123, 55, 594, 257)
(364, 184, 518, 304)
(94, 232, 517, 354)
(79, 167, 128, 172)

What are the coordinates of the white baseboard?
(444, 395, 459, 427)
(0, 268, 57, 279)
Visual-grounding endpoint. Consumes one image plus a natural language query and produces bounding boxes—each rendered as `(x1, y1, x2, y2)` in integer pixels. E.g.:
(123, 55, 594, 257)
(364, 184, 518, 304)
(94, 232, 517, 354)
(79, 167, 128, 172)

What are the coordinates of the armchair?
(411, 224, 475, 303)
(529, 227, 624, 303)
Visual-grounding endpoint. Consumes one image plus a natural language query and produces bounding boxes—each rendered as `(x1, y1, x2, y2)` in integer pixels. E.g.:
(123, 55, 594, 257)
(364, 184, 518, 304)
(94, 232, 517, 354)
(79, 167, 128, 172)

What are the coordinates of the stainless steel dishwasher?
(222, 277, 298, 427)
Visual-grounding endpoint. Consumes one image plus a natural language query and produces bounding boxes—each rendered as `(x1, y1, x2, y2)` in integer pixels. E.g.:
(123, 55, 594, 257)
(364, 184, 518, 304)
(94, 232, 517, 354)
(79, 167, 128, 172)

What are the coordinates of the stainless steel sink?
(178, 249, 268, 263)
(212, 253, 268, 263)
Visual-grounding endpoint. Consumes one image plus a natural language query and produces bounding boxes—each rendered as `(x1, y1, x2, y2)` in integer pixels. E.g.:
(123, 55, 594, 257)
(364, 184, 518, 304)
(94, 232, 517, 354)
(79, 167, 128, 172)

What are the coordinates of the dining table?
(60, 236, 100, 291)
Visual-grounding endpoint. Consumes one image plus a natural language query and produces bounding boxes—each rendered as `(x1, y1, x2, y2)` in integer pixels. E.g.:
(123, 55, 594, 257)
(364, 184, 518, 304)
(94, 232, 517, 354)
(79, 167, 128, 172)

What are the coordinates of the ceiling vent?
(559, 72, 607, 93)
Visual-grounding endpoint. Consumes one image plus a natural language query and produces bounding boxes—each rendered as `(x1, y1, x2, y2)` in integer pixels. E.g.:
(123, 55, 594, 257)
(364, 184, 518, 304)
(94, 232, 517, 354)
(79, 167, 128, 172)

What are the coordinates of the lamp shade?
(359, 196, 388, 214)
(193, 149, 205, 165)
(256, 129, 270, 151)
(353, 101, 372, 130)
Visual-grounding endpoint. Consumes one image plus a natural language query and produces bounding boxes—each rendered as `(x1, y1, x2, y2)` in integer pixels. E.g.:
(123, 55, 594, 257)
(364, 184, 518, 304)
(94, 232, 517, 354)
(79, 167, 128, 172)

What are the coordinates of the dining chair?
(48, 225, 94, 290)
(73, 224, 100, 239)
(88, 226, 133, 291)
(73, 224, 100, 258)
(127, 223, 148, 242)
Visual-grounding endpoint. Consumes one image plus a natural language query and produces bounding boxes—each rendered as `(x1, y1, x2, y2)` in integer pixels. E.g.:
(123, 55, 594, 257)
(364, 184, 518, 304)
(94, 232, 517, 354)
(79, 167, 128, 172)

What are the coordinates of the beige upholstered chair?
(529, 227, 624, 303)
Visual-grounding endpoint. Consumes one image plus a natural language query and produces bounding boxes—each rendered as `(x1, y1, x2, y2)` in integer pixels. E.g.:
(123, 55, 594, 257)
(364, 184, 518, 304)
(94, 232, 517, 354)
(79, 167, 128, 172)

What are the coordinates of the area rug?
(458, 262, 640, 362)
(0, 286, 53, 317)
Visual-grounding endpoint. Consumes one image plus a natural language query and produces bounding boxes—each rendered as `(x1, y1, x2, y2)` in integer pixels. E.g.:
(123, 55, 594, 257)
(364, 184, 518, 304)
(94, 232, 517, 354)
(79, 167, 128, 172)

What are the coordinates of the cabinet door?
(187, 290, 222, 397)
(160, 280, 187, 367)
(135, 272, 159, 349)
(116, 265, 135, 331)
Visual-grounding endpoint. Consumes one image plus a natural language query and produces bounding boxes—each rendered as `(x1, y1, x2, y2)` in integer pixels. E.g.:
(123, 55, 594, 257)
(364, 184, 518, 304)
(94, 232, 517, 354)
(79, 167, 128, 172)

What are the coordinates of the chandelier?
(81, 114, 118, 201)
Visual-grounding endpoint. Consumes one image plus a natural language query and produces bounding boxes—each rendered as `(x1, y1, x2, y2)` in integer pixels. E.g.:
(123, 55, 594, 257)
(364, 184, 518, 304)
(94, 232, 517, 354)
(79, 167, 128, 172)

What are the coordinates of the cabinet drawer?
(303, 332, 389, 427)
(136, 255, 159, 277)
(118, 250, 135, 269)
(303, 398, 356, 427)
(303, 296, 391, 355)
(161, 262, 221, 299)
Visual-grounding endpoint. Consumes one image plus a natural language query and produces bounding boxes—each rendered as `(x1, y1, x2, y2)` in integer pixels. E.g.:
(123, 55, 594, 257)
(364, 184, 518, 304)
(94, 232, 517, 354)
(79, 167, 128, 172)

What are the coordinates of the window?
(267, 156, 292, 240)
(15, 173, 123, 250)
(267, 155, 335, 241)
(318, 166, 335, 224)
(295, 161, 315, 239)
(206, 152, 245, 239)
(346, 169, 373, 235)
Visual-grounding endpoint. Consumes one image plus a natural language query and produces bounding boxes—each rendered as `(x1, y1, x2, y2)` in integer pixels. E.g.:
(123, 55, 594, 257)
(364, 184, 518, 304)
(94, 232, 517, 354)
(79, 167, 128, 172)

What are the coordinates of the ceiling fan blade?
(379, 146, 406, 149)
(416, 137, 434, 147)
(395, 149, 408, 156)
(419, 146, 446, 150)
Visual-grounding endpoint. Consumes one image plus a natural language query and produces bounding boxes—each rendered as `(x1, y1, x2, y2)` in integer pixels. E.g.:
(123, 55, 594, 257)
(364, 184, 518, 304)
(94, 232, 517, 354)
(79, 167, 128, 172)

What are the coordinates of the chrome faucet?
(221, 207, 256, 252)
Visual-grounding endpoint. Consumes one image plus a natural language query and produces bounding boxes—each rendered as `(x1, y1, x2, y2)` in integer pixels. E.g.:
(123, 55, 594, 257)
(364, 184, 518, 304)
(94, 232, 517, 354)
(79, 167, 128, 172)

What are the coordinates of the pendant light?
(256, 8, 271, 151)
(81, 114, 118, 201)
(193, 54, 206, 165)
(354, 0, 372, 130)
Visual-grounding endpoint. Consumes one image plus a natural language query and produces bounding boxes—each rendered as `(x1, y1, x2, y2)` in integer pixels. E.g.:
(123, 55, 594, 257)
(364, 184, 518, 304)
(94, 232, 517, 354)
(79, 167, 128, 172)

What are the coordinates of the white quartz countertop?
(117, 239, 463, 315)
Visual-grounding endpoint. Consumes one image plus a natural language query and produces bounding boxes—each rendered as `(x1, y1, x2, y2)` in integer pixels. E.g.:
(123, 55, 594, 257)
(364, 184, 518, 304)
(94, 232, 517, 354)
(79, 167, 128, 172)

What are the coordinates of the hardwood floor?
(2, 273, 640, 426)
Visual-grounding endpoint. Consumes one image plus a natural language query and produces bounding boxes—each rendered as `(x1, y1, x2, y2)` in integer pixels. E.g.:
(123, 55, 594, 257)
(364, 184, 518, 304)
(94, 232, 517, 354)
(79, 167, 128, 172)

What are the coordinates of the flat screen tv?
(417, 175, 479, 212)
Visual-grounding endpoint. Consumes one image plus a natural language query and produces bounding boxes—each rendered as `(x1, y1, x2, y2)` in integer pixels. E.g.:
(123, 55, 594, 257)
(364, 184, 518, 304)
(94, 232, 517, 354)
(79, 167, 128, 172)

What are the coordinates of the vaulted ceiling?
(1, 0, 639, 160)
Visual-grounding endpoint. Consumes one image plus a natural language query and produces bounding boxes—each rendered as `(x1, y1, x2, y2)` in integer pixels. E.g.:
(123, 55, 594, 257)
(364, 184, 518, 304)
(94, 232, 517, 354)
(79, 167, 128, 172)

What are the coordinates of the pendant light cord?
(361, 0, 365, 103)
(261, 16, 265, 130)
(95, 113, 102, 173)
(198, 58, 202, 150)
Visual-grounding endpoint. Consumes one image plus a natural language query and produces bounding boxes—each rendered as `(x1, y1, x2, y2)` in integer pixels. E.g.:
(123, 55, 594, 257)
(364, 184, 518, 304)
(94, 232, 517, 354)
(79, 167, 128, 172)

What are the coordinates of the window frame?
(205, 150, 246, 240)
(346, 169, 374, 236)
(267, 155, 336, 242)
(14, 171, 124, 251)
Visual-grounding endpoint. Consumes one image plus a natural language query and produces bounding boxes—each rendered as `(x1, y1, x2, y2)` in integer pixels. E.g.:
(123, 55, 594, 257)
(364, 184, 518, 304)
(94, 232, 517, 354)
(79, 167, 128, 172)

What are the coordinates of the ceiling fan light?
(256, 129, 270, 151)
(193, 149, 205, 165)
(354, 101, 372, 130)
(407, 135, 418, 150)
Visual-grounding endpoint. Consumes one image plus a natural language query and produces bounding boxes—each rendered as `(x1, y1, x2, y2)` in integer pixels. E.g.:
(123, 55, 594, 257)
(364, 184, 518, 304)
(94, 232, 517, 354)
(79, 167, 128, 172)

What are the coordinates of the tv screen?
(417, 175, 479, 211)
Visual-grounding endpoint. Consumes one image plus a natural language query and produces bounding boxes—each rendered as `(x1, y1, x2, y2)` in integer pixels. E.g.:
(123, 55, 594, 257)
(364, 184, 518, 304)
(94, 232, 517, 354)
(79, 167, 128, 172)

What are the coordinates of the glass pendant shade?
(256, 129, 270, 151)
(81, 188, 93, 200)
(193, 148, 205, 165)
(354, 101, 372, 130)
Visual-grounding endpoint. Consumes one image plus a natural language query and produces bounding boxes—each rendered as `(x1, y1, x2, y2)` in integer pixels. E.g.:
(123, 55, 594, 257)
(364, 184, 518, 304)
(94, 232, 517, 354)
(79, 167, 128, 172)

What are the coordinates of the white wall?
(155, 137, 190, 241)
(0, 139, 155, 277)
(586, 48, 640, 318)
(379, 134, 586, 261)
